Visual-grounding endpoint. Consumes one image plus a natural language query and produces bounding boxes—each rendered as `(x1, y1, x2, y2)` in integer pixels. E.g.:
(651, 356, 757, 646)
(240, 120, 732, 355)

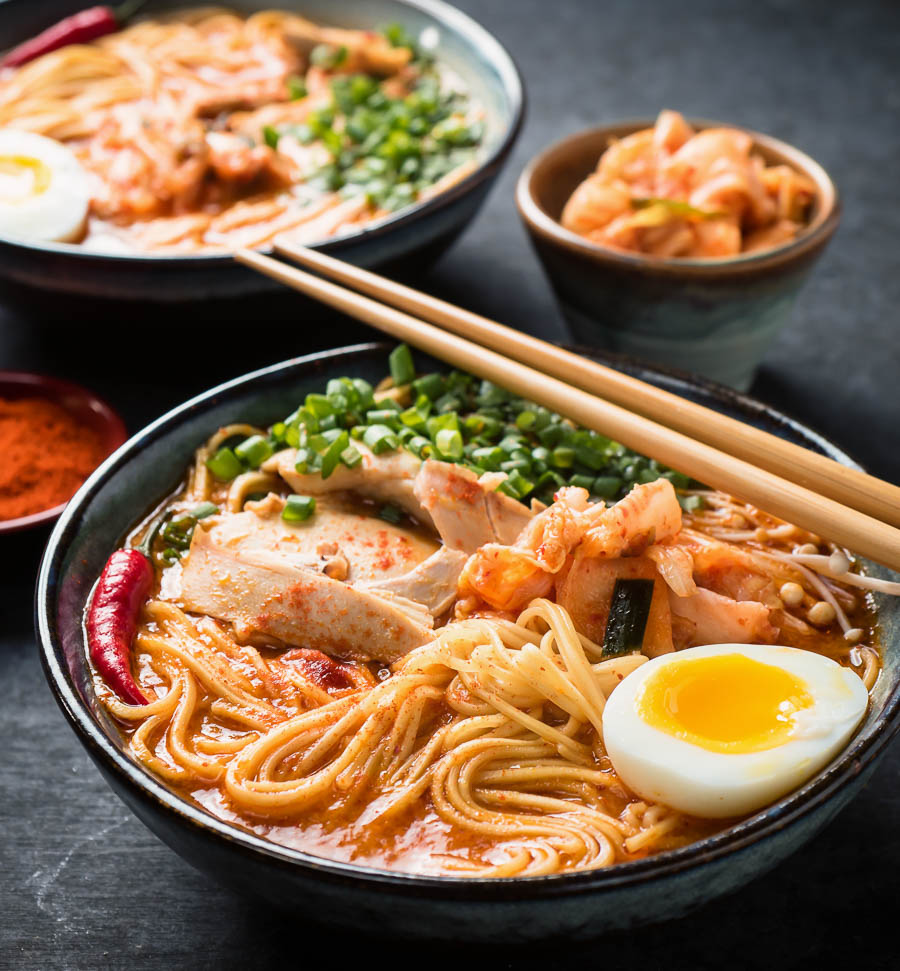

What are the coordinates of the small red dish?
(0, 371, 126, 535)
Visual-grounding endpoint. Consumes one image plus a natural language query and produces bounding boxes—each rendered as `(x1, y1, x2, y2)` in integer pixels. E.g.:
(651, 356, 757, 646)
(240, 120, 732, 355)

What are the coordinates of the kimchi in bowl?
(516, 118, 839, 390)
(35, 343, 900, 941)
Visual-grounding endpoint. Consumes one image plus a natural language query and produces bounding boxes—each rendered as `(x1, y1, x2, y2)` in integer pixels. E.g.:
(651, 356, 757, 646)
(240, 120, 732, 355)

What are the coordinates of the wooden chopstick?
(235, 246, 900, 573)
(273, 237, 900, 529)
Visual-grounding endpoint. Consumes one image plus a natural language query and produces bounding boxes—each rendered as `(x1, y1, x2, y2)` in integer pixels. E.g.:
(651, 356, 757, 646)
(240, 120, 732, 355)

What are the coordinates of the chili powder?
(0, 396, 107, 520)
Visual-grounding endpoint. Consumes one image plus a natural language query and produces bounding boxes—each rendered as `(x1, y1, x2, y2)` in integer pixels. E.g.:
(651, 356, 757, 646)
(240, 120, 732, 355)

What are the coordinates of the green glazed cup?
(516, 120, 840, 390)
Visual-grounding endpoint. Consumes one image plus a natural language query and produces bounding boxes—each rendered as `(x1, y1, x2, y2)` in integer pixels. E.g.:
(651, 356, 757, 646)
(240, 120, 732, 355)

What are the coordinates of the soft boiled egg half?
(602, 644, 868, 818)
(0, 130, 90, 243)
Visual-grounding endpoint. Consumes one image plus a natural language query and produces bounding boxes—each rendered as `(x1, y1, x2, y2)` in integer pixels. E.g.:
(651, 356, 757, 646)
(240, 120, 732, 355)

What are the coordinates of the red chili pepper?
(1, 1, 145, 69)
(87, 548, 152, 706)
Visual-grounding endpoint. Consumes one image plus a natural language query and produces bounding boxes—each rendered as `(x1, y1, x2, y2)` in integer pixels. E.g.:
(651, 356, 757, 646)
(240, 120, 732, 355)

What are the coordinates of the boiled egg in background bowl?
(602, 644, 869, 818)
(0, 129, 90, 243)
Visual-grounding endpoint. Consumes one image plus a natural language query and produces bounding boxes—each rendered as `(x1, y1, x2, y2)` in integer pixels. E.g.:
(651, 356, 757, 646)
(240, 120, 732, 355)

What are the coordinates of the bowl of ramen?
(516, 112, 840, 390)
(36, 342, 900, 940)
(0, 0, 524, 299)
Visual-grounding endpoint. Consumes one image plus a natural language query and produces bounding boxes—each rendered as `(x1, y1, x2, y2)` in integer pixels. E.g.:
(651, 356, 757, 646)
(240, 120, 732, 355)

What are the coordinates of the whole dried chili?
(0, 396, 107, 520)
(0, 1, 147, 69)
(87, 510, 168, 706)
(87, 548, 152, 706)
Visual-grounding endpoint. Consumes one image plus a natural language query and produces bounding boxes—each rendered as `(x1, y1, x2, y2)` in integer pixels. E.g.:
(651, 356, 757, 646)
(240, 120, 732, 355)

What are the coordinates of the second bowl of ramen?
(0, 0, 524, 298)
(516, 114, 840, 390)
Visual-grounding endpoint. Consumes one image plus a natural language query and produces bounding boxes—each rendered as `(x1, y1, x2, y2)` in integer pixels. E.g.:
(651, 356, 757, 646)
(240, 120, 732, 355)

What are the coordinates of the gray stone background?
(1, 0, 898, 968)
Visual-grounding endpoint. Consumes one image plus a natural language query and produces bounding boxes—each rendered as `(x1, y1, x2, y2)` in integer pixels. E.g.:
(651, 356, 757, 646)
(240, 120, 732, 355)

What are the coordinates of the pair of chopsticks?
(235, 241, 900, 573)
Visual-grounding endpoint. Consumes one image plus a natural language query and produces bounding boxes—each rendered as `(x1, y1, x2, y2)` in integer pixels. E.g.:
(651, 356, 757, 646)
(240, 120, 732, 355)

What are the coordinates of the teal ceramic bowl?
(516, 120, 840, 390)
(35, 344, 899, 940)
(0, 0, 524, 300)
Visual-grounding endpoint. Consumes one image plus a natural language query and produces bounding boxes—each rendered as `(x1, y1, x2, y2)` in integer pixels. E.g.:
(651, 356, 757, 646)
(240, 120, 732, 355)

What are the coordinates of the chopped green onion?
(435, 428, 464, 460)
(569, 474, 595, 492)
(412, 373, 444, 400)
(363, 424, 400, 454)
(407, 435, 432, 457)
(190, 502, 219, 520)
(340, 444, 363, 468)
(379, 503, 403, 524)
(206, 447, 242, 482)
(551, 446, 576, 469)
(320, 431, 350, 479)
(234, 435, 274, 469)
(366, 408, 401, 427)
(305, 393, 335, 419)
(287, 75, 307, 101)
(515, 410, 537, 431)
(389, 344, 416, 385)
(282, 494, 316, 522)
(592, 476, 623, 500)
(262, 125, 279, 149)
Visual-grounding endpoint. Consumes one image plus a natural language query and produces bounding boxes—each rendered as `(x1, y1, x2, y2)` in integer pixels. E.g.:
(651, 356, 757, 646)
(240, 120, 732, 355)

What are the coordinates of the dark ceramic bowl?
(36, 344, 898, 941)
(0, 0, 524, 301)
(0, 371, 126, 535)
(516, 120, 840, 390)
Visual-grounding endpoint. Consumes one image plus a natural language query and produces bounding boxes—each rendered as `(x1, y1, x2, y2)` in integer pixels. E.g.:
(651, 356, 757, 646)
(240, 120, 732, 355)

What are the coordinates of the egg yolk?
(0, 155, 51, 202)
(636, 653, 814, 753)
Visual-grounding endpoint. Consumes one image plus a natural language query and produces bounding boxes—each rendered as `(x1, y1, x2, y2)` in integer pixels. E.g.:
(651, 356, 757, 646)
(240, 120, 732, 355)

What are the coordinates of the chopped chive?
(435, 428, 463, 460)
(282, 494, 316, 522)
(206, 447, 242, 482)
(592, 476, 623, 500)
(379, 503, 403, 524)
(190, 502, 219, 520)
(320, 431, 350, 479)
(287, 75, 307, 101)
(515, 410, 537, 431)
(262, 125, 279, 149)
(389, 344, 416, 385)
(366, 408, 401, 427)
(340, 444, 363, 468)
(412, 373, 443, 400)
(234, 435, 274, 469)
(363, 424, 400, 454)
(551, 446, 576, 469)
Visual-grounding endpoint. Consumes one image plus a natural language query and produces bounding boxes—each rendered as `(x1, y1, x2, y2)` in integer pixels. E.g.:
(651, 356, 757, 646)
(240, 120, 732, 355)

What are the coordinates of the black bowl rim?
(0, 0, 525, 267)
(35, 342, 900, 902)
(515, 117, 841, 276)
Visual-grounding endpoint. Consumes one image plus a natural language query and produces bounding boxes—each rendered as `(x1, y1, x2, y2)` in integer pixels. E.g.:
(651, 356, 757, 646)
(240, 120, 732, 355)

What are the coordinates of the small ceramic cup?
(516, 120, 840, 390)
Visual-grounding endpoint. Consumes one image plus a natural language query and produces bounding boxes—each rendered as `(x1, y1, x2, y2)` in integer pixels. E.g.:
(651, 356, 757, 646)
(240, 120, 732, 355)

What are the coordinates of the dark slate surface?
(2, 0, 898, 968)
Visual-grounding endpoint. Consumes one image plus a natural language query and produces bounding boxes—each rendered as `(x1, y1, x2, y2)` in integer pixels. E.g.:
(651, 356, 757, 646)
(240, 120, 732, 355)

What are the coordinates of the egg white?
(602, 643, 869, 818)
(0, 130, 90, 243)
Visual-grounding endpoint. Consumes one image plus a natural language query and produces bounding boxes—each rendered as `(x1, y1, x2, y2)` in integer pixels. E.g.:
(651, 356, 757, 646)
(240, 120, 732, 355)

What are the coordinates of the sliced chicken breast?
(413, 460, 533, 553)
(180, 525, 433, 662)
(363, 546, 468, 616)
(266, 443, 428, 523)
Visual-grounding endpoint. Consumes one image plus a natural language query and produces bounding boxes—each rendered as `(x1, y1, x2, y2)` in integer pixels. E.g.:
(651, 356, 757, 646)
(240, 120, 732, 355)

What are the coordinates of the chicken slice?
(195, 497, 436, 584)
(180, 526, 433, 662)
(282, 17, 413, 76)
(266, 443, 427, 522)
(413, 460, 533, 553)
(668, 587, 777, 648)
(364, 547, 468, 616)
